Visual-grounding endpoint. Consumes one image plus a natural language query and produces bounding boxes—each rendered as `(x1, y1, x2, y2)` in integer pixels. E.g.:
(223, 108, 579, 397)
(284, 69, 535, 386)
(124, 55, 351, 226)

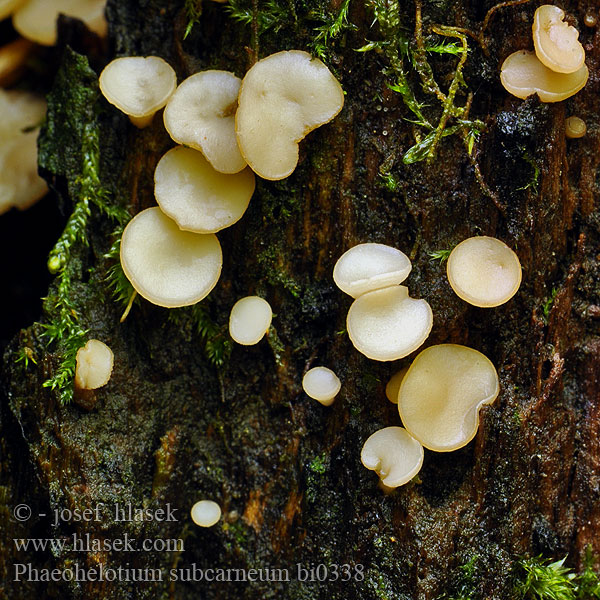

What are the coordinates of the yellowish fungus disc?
(385, 367, 408, 404)
(500, 50, 588, 102)
(120, 207, 222, 308)
(190, 500, 221, 527)
(346, 286, 433, 361)
(235, 50, 344, 180)
(229, 296, 272, 345)
(533, 5, 585, 74)
(333, 243, 412, 298)
(154, 146, 255, 233)
(75, 339, 114, 390)
(360, 427, 424, 488)
(302, 367, 341, 406)
(565, 116, 586, 138)
(446, 236, 522, 308)
(0, 0, 25, 23)
(398, 344, 499, 452)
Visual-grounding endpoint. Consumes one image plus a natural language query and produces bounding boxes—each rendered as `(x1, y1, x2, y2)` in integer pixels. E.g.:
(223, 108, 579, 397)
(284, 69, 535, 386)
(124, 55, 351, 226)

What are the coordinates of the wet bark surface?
(1, 1, 599, 599)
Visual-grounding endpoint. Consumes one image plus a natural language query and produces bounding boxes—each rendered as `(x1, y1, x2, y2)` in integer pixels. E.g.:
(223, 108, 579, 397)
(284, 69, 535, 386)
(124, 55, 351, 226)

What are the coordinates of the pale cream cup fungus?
(120, 207, 222, 308)
(398, 344, 499, 452)
(500, 50, 588, 102)
(75, 339, 114, 390)
(533, 5, 585, 74)
(235, 50, 344, 180)
(385, 367, 408, 404)
(347, 286, 433, 361)
(154, 146, 255, 234)
(360, 427, 424, 488)
(164, 71, 246, 174)
(446, 236, 522, 308)
(302, 367, 341, 406)
(190, 500, 221, 527)
(0, 0, 25, 21)
(228, 296, 272, 345)
(13, 0, 107, 46)
(565, 116, 586, 138)
(99, 56, 177, 128)
(333, 243, 412, 298)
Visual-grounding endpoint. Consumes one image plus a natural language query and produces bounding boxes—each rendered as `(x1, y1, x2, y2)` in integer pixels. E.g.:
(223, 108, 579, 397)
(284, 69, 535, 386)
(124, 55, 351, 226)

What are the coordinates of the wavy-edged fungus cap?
(565, 116, 586, 138)
(398, 344, 499, 452)
(75, 339, 114, 390)
(533, 5, 585, 74)
(361, 427, 424, 488)
(347, 286, 433, 361)
(235, 50, 344, 180)
(99, 56, 176, 128)
(500, 50, 588, 102)
(302, 367, 341, 406)
(229, 296, 272, 345)
(13, 0, 107, 46)
(164, 71, 246, 174)
(333, 243, 412, 298)
(154, 146, 255, 233)
(447, 236, 522, 308)
(385, 367, 408, 404)
(0, 89, 47, 215)
(191, 500, 221, 527)
(120, 207, 222, 308)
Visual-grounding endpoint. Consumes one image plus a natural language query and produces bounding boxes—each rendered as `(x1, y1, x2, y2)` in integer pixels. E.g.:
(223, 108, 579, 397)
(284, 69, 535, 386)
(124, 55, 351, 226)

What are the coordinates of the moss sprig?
(309, 0, 355, 63)
(183, 0, 202, 39)
(516, 556, 577, 600)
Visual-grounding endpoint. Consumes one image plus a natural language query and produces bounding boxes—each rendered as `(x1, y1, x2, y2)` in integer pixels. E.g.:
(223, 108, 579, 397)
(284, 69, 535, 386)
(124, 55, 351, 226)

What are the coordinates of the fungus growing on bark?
(154, 146, 255, 233)
(235, 50, 344, 180)
(190, 500, 221, 527)
(333, 243, 412, 298)
(446, 236, 522, 308)
(584, 12, 597, 27)
(565, 116, 586, 138)
(120, 207, 222, 308)
(99, 56, 176, 128)
(228, 296, 272, 345)
(398, 344, 499, 452)
(75, 339, 114, 390)
(164, 71, 246, 174)
(302, 367, 341, 406)
(13, 0, 107, 46)
(500, 50, 588, 102)
(533, 5, 585, 74)
(346, 286, 433, 361)
(360, 427, 424, 487)
(385, 367, 408, 404)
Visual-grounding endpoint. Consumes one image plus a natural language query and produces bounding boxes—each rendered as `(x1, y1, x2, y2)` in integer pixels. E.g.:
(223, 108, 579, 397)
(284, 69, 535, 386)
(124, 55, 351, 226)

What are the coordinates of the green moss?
(308, 452, 328, 474)
(430, 248, 452, 262)
(541, 287, 558, 325)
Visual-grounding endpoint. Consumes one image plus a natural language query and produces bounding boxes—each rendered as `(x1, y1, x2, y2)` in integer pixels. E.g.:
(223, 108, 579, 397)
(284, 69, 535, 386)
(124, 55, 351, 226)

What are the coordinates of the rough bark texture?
(1, 1, 599, 599)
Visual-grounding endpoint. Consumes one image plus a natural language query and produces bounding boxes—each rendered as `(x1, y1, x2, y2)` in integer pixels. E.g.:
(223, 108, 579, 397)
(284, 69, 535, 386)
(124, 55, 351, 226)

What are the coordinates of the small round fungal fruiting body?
(398, 344, 499, 452)
(154, 146, 255, 233)
(346, 286, 433, 361)
(500, 50, 588, 102)
(120, 207, 222, 308)
(446, 236, 522, 308)
(75, 339, 114, 390)
(229, 296, 272, 345)
(333, 243, 412, 298)
(190, 500, 221, 527)
(385, 367, 408, 404)
(532, 5, 585, 74)
(584, 13, 597, 28)
(360, 427, 424, 487)
(302, 367, 341, 406)
(565, 116, 586, 138)
(235, 50, 344, 180)
(99, 56, 177, 128)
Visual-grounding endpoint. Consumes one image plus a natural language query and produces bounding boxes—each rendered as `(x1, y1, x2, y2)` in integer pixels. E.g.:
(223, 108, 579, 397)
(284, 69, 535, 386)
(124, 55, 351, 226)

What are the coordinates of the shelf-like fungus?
(565, 116, 586, 138)
(302, 367, 341, 406)
(99, 56, 177, 128)
(154, 146, 255, 233)
(120, 207, 222, 308)
(532, 5, 585, 74)
(398, 344, 499, 452)
(75, 339, 114, 390)
(190, 500, 221, 528)
(164, 71, 246, 174)
(347, 286, 433, 361)
(500, 50, 588, 102)
(385, 367, 408, 404)
(360, 427, 424, 488)
(446, 236, 522, 308)
(333, 243, 412, 298)
(13, 0, 107, 46)
(235, 50, 344, 180)
(228, 296, 272, 345)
